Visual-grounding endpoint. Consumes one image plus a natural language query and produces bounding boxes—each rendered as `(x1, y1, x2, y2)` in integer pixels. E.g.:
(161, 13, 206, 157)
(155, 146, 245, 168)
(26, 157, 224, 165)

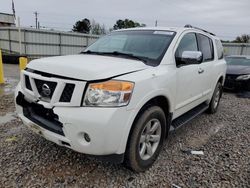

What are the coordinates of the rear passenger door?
(196, 33, 215, 97)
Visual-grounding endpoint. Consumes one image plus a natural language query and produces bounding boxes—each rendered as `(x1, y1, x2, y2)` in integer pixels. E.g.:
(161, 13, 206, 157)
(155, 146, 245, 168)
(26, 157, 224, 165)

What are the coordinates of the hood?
(27, 54, 149, 80)
(226, 65, 250, 75)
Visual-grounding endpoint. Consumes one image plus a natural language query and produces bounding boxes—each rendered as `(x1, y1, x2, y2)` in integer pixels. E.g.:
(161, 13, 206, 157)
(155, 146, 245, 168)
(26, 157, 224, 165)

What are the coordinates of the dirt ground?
(0, 64, 249, 187)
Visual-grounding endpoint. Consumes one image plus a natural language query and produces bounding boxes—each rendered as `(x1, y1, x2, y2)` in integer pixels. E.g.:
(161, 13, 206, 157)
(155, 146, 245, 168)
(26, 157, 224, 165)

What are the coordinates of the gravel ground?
(0, 65, 250, 187)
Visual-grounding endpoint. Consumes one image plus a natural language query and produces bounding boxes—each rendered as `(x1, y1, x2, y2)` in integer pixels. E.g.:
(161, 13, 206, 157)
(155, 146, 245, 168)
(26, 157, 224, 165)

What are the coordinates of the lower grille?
(16, 92, 64, 136)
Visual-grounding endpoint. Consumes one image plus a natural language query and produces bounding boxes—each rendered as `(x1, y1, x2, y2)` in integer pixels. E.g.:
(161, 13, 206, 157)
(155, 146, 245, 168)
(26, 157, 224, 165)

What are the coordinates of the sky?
(1, 0, 250, 40)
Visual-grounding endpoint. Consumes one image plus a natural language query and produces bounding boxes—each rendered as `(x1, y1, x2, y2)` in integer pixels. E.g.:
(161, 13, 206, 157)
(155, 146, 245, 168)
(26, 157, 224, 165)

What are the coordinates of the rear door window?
(197, 34, 214, 62)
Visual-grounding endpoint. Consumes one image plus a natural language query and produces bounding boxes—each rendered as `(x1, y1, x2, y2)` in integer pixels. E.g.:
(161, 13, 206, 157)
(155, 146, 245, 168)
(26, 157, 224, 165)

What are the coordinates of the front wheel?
(124, 106, 166, 172)
(207, 82, 223, 114)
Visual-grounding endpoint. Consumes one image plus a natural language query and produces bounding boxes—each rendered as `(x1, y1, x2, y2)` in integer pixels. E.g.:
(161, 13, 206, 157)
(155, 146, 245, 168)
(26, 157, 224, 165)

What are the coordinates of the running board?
(170, 102, 209, 131)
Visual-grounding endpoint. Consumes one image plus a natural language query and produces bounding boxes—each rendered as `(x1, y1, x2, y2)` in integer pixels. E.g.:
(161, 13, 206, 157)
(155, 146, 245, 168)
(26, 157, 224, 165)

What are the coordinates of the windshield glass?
(85, 30, 176, 66)
(225, 57, 250, 66)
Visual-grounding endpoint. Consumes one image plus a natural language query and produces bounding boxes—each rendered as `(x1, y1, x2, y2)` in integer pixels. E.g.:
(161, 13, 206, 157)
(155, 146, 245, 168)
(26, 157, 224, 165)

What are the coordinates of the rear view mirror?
(176, 51, 203, 66)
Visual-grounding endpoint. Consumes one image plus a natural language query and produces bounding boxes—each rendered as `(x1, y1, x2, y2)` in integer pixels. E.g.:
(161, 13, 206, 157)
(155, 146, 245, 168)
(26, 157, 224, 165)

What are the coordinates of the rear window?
(197, 34, 214, 62)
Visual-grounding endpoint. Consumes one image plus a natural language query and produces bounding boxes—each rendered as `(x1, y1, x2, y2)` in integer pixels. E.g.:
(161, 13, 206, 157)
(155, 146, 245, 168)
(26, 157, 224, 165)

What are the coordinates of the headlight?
(83, 80, 134, 107)
(236, 74, 250, 81)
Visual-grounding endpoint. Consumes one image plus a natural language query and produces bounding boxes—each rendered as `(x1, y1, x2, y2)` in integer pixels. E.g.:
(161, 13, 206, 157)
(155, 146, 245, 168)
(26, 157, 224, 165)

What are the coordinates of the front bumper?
(224, 75, 250, 91)
(15, 85, 136, 162)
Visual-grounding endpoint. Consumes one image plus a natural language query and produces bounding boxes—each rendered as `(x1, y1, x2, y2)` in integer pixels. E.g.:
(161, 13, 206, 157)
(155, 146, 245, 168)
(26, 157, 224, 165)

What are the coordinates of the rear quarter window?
(215, 39, 224, 59)
(197, 34, 214, 62)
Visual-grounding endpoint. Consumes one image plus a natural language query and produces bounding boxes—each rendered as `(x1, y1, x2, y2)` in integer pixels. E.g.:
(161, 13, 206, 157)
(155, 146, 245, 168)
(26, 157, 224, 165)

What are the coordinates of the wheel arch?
(217, 75, 224, 98)
(136, 95, 171, 122)
(218, 75, 224, 84)
(124, 95, 172, 156)
(215, 74, 224, 95)
(212, 74, 225, 93)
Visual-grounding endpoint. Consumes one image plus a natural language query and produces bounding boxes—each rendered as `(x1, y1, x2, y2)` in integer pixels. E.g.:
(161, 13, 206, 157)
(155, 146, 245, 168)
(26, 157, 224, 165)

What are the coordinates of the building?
(0, 12, 15, 27)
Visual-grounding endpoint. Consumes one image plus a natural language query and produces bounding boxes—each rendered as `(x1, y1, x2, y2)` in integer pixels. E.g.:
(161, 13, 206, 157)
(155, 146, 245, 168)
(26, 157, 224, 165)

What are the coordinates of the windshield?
(225, 57, 250, 66)
(85, 30, 176, 66)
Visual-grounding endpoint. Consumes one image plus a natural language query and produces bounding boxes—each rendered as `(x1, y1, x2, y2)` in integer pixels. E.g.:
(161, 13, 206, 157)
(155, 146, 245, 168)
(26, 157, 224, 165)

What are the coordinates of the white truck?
(15, 25, 226, 172)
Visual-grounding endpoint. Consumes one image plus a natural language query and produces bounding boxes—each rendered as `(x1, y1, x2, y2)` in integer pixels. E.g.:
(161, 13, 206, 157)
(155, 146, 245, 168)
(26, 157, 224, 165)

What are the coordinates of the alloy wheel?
(139, 119, 162, 160)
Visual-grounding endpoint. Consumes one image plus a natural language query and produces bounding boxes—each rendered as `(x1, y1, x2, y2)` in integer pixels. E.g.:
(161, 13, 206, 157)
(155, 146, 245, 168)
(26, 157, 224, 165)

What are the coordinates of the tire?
(124, 106, 167, 172)
(207, 82, 223, 114)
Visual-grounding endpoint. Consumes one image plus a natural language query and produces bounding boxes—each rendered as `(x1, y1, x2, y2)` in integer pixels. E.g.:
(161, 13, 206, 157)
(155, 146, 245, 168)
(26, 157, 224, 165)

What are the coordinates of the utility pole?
(34, 11, 39, 29)
(155, 20, 158, 27)
(17, 16, 22, 55)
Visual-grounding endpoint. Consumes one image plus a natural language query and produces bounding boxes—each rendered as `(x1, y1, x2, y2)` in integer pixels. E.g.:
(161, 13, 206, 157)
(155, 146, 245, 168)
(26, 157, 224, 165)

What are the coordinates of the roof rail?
(184, 24, 216, 36)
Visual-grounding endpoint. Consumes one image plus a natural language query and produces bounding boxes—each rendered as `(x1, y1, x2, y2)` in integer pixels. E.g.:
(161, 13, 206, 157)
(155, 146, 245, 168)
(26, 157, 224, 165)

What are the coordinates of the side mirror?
(176, 51, 203, 65)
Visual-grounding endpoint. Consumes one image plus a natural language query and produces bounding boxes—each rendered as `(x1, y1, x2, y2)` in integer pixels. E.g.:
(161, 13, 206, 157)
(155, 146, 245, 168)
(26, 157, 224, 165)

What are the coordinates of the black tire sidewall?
(209, 82, 222, 113)
(126, 106, 166, 171)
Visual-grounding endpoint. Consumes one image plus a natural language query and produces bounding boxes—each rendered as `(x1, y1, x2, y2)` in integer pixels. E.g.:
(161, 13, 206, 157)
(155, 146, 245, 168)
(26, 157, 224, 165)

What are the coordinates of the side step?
(170, 102, 209, 131)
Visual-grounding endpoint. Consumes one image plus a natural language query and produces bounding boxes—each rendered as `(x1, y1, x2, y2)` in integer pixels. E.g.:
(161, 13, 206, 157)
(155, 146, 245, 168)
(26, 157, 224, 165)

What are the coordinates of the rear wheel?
(124, 106, 166, 172)
(207, 82, 222, 114)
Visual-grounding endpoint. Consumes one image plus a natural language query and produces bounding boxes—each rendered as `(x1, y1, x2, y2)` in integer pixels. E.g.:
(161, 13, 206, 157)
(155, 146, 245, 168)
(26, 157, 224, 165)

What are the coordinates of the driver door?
(173, 32, 204, 118)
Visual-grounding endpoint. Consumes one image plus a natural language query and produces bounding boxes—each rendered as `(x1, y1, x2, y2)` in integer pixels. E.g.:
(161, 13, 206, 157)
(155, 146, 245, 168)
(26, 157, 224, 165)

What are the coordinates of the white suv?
(15, 25, 226, 172)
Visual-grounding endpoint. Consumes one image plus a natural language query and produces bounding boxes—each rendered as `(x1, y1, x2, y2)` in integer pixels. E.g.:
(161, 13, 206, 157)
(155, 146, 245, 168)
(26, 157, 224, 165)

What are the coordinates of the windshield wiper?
(81, 50, 147, 63)
(80, 50, 99, 54)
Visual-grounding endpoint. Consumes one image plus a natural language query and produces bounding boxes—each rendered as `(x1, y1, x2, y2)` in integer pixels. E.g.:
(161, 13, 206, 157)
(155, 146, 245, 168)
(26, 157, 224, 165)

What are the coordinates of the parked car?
(15, 25, 226, 172)
(224, 55, 250, 91)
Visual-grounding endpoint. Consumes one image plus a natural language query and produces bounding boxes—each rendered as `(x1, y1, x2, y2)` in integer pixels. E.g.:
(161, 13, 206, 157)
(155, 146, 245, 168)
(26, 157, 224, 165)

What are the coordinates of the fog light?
(84, 133, 91, 142)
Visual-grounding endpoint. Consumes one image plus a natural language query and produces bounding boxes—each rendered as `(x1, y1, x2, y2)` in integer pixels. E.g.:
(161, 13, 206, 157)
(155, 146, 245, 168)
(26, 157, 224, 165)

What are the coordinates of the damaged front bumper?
(15, 83, 135, 163)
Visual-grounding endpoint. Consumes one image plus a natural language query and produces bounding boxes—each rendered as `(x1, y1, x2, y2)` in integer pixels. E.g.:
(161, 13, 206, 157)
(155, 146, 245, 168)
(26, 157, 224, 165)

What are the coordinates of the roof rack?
(184, 24, 216, 36)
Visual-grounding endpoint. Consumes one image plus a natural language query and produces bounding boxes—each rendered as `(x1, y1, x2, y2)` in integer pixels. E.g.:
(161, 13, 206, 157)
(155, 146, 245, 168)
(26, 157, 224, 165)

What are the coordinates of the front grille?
(23, 72, 78, 104)
(226, 74, 238, 81)
(225, 74, 238, 89)
(25, 75, 32, 91)
(60, 84, 75, 102)
(34, 79, 57, 99)
(224, 80, 237, 89)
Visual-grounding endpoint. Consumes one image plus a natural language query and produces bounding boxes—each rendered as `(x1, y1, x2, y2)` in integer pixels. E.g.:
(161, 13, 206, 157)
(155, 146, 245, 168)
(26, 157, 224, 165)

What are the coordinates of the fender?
(127, 89, 174, 113)
(117, 89, 174, 154)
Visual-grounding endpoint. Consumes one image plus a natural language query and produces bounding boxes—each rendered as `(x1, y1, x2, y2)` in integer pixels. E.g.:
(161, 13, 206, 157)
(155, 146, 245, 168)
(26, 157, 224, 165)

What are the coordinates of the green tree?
(90, 20, 106, 35)
(72, 18, 91, 33)
(233, 34, 250, 43)
(113, 19, 146, 30)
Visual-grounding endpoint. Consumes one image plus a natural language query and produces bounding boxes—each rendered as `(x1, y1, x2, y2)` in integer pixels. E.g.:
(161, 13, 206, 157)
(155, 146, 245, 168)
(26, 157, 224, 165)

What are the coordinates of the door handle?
(198, 68, 204, 74)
